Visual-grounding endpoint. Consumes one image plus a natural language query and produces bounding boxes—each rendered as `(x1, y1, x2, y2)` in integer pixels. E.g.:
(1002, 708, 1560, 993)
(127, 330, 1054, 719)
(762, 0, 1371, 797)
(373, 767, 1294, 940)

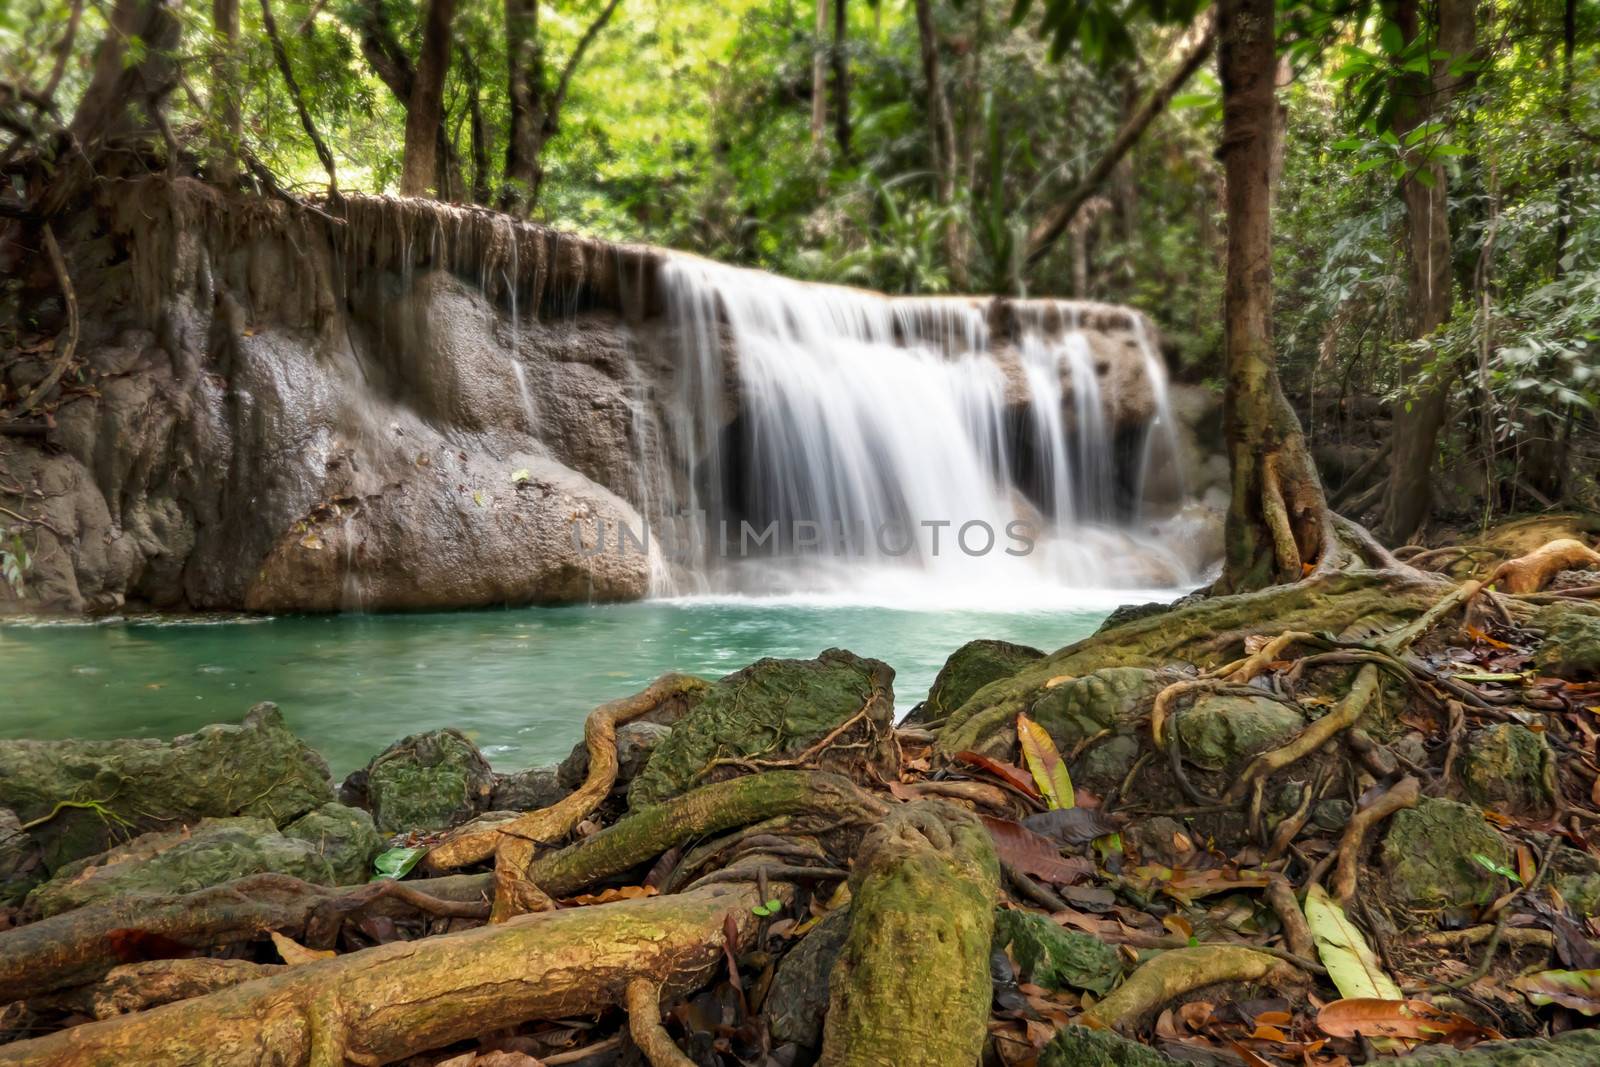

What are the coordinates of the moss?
(629, 649, 894, 809)
(1400, 1031, 1600, 1065)
(994, 908, 1123, 995)
(1533, 607, 1600, 680)
(1459, 724, 1555, 815)
(1381, 797, 1509, 909)
(1174, 694, 1304, 772)
(909, 640, 1043, 725)
(1040, 1028, 1179, 1067)
(0, 703, 332, 881)
(26, 817, 339, 917)
(281, 803, 384, 884)
(360, 729, 495, 834)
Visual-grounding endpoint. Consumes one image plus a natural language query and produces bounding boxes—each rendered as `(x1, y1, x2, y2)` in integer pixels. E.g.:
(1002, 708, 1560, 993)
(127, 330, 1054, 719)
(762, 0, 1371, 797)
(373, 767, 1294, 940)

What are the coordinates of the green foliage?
(1, 530, 30, 596)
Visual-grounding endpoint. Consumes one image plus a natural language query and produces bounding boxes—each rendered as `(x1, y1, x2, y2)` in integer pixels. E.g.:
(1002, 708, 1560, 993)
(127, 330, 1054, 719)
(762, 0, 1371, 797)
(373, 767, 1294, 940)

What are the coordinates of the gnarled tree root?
(0, 871, 493, 1001)
(818, 802, 1000, 1067)
(624, 980, 697, 1067)
(0, 880, 776, 1067)
(1332, 774, 1419, 901)
(1489, 538, 1600, 594)
(425, 673, 711, 921)
(1078, 946, 1284, 1031)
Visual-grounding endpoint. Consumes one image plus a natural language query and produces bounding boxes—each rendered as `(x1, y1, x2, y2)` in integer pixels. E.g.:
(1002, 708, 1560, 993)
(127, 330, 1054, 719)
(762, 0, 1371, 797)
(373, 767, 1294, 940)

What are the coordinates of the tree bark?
(1215, 0, 1333, 593)
(210, 0, 241, 185)
(818, 803, 999, 1067)
(912, 0, 967, 287)
(832, 0, 852, 157)
(260, 0, 337, 190)
(1379, 0, 1475, 543)
(399, 0, 458, 197)
(0, 881, 777, 1067)
(811, 0, 829, 151)
(464, 47, 491, 204)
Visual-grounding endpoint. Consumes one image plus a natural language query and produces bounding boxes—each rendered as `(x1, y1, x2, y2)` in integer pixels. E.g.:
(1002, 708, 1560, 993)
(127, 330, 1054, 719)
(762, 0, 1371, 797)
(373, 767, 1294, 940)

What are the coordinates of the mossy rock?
(1008, 667, 1182, 790)
(0, 703, 332, 882)
(1174, 693, 1304, 772)
(1533, 607, 1600, 680)
(1459, 724, 1555, 814)
(355, 729, 495, 834)
(0, 808, 45, 907)
(1550, 848, 1600, 917)
(25, 817, 338, 917)
(1040, 1027, 1178, 1067)
(1381, 797, 1509, 909)
(994, 908, 1123, 995)
(768, 907, 852, 1048)
(1400, 1030, 1600, 1065)
(281, 803, 384, 884)
(907, 640, 1043, 725)
(628, 649, 895, 809)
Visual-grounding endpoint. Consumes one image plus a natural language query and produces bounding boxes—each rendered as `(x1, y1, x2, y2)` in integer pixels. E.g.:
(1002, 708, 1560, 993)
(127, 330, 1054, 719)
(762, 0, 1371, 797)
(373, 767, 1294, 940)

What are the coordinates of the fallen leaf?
(1511, 968, 1600, 1014)
(269, 931, 336, 966)
(954, 751, 1042, 799)
(565, 885, 657, 906)
(1017, 714, 1074, 810)
(981, 815, 1093, 886)
(1304, 884, 1403, 1002)
(1317, 998, 1503, 1045)
(1021, 807, 1120, 846)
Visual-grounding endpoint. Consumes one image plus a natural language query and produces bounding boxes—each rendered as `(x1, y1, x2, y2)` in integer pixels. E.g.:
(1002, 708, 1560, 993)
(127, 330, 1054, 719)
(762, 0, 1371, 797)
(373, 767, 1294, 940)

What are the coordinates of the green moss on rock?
(1381, 797, 1509, 909)
(1174, 694, 1304, 772)
(357, 729, 495, 834)
(995, 908, 1124, 995)
(1040, 1027, 1178, 1067)
(628, 649, 895, 809)
(1459, 724, 1555, 814)
(25, 817, 338, 917)
(0, 703, 332, 882)
(1533, 607, 1600, 680)
(281, 803, 384, 884)
(908, 640, 1043, 725)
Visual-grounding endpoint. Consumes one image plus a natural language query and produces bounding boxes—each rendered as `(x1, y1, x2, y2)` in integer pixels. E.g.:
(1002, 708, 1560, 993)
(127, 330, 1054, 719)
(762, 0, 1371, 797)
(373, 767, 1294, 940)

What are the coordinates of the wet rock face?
(907, 639, 1044, 726)
(0, 703, 331, 891)
(1381, 797, 1510, 909)
(24, 816, 344, 917)
(348, 730, 495, 835)
(1459, 724, 1556, 815)
(1533, 607, 1600, 680)
(628, 649, 896, 809)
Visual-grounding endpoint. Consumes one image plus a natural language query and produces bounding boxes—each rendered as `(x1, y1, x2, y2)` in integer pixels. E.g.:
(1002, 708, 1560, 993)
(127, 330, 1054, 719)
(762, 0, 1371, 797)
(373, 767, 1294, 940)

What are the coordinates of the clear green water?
(0, 599, 1126, 777)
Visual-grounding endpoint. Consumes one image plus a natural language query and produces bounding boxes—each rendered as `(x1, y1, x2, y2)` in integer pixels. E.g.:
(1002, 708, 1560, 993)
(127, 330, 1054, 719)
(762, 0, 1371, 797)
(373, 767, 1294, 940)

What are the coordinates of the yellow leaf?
(1017, 713, 1074, 810)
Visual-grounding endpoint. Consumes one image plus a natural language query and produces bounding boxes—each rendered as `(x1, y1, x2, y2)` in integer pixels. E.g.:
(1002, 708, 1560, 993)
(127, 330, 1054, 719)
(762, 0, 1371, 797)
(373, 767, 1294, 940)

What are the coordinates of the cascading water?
(650, 257, 1195, 605)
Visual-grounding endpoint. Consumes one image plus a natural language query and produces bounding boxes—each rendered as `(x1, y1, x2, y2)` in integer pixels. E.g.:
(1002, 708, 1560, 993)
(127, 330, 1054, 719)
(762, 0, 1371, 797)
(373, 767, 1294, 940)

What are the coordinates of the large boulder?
(907, 640, 1044, 726)
(24, 817, 340, 917)
(0, 704, 332, 889)
(628, 649, 897, 809)
(344, 730, 495, 835)
(1459, 724, 1555, 815)
(1381, 797, 1510, 909)
(1533, 606, 1600, 680)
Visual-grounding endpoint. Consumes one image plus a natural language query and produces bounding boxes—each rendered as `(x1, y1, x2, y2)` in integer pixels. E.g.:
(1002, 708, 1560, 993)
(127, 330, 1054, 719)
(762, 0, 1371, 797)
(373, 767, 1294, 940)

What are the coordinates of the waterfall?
(651, 258, 1196, 604)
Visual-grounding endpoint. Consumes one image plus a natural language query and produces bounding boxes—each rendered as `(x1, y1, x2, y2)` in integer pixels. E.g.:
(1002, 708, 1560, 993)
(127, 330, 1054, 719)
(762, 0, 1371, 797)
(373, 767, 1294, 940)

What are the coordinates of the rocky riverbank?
(3, 529, 1600, 1065)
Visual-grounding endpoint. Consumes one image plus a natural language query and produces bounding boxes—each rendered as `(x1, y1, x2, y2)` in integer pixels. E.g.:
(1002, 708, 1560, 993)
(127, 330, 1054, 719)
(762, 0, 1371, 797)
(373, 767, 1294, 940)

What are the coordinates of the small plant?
(1, 528, 30, 596)
(751, 898, 783, 918)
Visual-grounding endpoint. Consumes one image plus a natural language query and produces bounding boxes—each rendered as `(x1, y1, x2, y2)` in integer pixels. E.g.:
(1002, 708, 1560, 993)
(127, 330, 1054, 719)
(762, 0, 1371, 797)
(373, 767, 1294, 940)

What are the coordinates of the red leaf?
(1317, 998, 1503, 1045)
(955, 751, 1042, 799)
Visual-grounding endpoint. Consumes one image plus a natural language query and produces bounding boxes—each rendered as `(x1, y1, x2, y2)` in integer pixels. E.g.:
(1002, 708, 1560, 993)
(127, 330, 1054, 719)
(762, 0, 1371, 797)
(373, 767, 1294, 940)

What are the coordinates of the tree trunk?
(210, 0, 241, 185)
(912, 0, 967, 287)
(399, 0, 457, 197)
(811, 0, 829, 151)
(503, 0, 545, 212)
(465, 48, 491, 205)
(832, 0, 852, 158)
(1379, 0, 1475, 543)
(1215, 0, 1333, 593)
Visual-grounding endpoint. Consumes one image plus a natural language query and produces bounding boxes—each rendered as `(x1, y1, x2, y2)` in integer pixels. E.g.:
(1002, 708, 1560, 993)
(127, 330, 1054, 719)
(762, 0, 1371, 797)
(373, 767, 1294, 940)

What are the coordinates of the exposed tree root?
(36, 959, 286, 1020)
(1223, 663, 1381, 805)
(0, 871, 493, 1001)
(1078, 946, 1286, 1031)
(624, 980, 697, 1067)
(0, 878, 780, 1067)
(1489, 538, 1600, 594)
(1332, 774, 1419, 902)
(425, 673, 711, 921)
(1265, 877, 1315, 961)
(818, 802, 1000, 1067)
